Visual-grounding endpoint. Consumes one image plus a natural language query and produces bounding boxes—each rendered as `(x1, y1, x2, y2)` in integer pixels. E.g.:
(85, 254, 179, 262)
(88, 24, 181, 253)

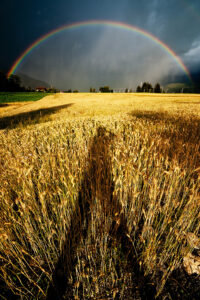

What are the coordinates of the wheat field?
(0, 93, 200, 299)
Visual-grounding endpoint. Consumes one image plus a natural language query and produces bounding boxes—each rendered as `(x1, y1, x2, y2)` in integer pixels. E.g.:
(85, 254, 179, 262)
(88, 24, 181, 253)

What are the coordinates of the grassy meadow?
(0, 93, 200, 299)
(0, 92, 52, 104)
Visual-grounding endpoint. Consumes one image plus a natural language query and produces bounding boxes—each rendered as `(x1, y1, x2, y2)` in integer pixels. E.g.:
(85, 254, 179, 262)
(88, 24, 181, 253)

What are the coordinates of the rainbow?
(7, 20, 192, 81)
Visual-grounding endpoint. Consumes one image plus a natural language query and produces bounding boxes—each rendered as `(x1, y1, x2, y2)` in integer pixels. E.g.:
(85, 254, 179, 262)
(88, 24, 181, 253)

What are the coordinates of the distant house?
(35, 87, 47, 92)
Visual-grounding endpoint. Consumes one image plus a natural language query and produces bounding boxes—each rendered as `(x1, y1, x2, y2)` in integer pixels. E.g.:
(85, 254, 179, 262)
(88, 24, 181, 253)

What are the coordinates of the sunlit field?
(0, 93, 200, 299)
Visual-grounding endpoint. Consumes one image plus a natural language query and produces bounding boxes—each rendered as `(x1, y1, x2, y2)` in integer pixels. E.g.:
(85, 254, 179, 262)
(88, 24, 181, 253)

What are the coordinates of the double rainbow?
(7, 20, 192, 81)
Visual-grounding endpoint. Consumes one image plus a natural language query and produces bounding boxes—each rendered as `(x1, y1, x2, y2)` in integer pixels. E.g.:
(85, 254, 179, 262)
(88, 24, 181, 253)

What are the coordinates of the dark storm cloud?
(123, 0, 200, 54)
(1, 0, 200, 89)
(0, 0, 127, 71)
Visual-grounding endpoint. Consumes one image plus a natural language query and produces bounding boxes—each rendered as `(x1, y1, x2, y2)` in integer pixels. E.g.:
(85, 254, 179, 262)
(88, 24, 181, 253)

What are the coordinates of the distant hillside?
(17, 73, 50, 89)
(164, 83, 191, 93)
(161, 73, 190, 86)
(162, 69, 200, 93)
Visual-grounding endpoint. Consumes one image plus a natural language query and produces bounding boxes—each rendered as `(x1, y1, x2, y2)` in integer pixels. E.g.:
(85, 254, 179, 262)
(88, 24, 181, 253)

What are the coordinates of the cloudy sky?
(1, 0, 200, 91)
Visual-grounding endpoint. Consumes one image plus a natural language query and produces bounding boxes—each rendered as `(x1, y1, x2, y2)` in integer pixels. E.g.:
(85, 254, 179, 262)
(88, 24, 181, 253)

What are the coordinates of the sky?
(1, 0, 200, 91)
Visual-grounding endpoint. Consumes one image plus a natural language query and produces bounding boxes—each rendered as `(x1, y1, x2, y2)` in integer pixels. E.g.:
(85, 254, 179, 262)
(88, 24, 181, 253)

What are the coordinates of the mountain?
(17, 73, 50, 89)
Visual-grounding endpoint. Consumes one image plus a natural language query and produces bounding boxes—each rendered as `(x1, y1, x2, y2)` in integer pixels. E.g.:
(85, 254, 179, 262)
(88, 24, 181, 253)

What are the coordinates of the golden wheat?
(0, 93, 199, 298)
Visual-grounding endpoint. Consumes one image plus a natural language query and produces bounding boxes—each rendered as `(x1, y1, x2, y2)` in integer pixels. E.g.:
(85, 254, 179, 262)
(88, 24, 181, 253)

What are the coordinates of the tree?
(0, 71, 8, 91)
(154, 83, 162, 93)
(136, 85, 142, 92)
(99, 86, 113, 93)
(90, 87, 96, 93)
(8, 75, 22, 91)
(47, 87, 58, 93)
(142, 82, 153, 92)
(125, 88, 128, 93)
(0, 72, 25, 92)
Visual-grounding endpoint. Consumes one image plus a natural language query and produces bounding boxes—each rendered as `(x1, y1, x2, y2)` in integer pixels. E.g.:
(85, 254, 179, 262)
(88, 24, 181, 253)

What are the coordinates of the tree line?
(0, 71, 25, 92)
(136, 82, 162, 93)
(88, 84, 161, 93)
